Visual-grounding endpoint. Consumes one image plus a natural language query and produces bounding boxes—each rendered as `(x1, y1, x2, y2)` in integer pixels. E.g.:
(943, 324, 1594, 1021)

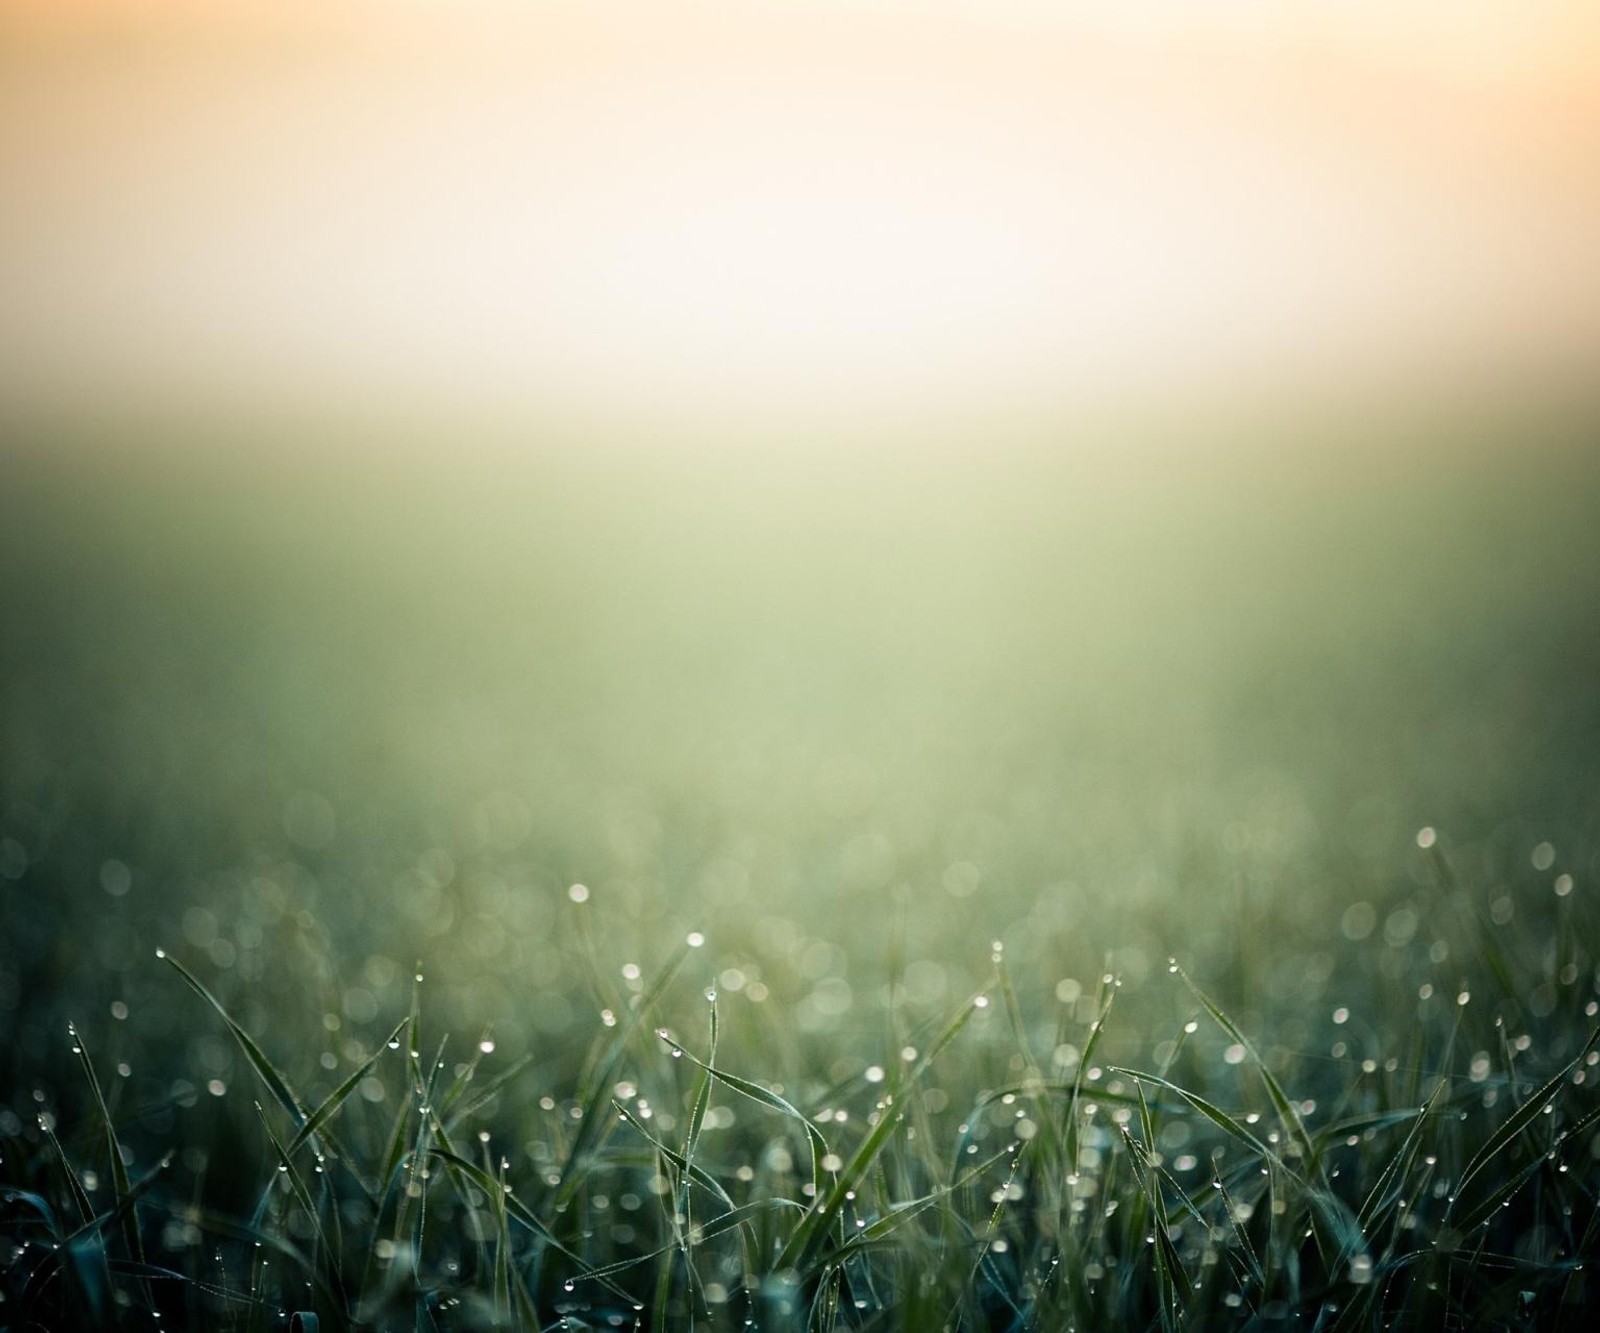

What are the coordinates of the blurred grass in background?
(3, 409, 1597, 1099)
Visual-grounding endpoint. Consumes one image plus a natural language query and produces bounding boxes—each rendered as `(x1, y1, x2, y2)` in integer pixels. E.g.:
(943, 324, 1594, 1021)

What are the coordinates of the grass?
(3, 830, 1596, 1330)
(3, 425, 1600, 1327)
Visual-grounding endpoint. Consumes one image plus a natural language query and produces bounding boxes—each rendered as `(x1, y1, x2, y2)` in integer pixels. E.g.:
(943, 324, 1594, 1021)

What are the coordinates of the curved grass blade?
(446, 1052, 536, 1130)
(830, 1144, 1014, 1260)
(1448, 1079, 1600, 1236)
(1064, 984, 1117, 1168)
(670, 1037, 829, 1208)
(68, 1024, 143, 1266)
(1449, 1028, 1598, 1211)
(1108, 1068, 1273, 1160)
(613, 1102, 737, 1213)
(15, 1152, 173, 1325)
(908, 990, 989, 1085)
(1122, 1089, 1185, 1333)
(256, 1104, 348, 1315)
(1174, 964, 1315, 1166)
(160, 950, 308, 1131)
(286, 1019, 407, 1160)
(784, 1091, 906, 1272)
(425, 1148, 638, 1307)
(582, 1199, 801, 1283)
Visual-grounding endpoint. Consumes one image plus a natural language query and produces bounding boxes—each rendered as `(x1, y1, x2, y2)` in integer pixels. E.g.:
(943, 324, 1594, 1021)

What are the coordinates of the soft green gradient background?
(4, 411, 1598, 1104)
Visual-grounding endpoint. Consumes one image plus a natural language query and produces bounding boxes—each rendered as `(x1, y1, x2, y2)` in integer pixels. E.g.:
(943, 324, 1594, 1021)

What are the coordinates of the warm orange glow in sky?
(4, 1, 1599, 433)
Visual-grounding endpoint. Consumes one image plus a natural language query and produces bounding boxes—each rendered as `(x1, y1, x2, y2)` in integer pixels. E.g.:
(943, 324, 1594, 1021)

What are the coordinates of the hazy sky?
(4, 0, 1599, 433)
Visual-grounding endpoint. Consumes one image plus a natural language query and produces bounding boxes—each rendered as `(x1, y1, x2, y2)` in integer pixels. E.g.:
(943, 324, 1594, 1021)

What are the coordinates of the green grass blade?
(670, 1037, 829, 1207)
(553, 941, 691, 1209)
(160, 950, 308, 1131)
(1174, 964, 1315, 1165)
(1450, 1028, 1597, 1208)
(785, 1091, 905, 1272)
(285, 1019, 407, 1160)
(1109, 1068, 1274, 1160)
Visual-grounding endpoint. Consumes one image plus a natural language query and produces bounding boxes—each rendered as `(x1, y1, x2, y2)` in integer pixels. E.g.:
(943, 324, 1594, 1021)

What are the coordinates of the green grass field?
(3, 413, 1599, 1329)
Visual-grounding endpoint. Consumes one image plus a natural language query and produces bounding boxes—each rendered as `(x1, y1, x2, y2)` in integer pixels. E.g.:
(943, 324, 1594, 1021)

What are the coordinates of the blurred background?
(3, 1, 1599, 1112)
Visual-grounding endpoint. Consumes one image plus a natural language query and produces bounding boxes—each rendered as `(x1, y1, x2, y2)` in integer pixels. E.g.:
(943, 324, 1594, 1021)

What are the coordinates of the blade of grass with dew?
(583, 1199, 802, 1283)
(1350, 1079, 1443, 1267)
(187, 1201, 348, 1321)
(611, 1102, 737, 1214)
(783, 1087, 907, 1272)
(1109, 1068, 1275, 1161)
(1064, 983, 1117, 1171)
(400, 1033, 453, 1266)
(424, 1148, 640, 1307)
(15, 1153, 173, 1324)
(670, 1037, 829, 1210)
(1137, 1080, 1187, 1333)
(829, 1143, 1016, 1260)
(67, 1023, 144, 1268)
(996, 953, 1067, 1168)
(160, 950, 310, 1133)
(37, 1108, 94, 1228)
(1450, 1028, 1598, 1209)
(445, 1052, 536, 1130)
(906, 989, 990, 1086)
(615, 1091, 764, 1312)
(431, 1024, 498, 1124)
(1451, 1094, 1600, 1235)
(285, 1019, 407, 1161)
(1174, 964, 1316, 1169)
(553, 940, 691, 1211)
(1120, 1124, 1184, 1333)
(677, 994, 717, 1248)
(1207, 1171, 1267, 1292)
(105, 1259, 258, 1307)
(944, 1143, 1025, 1330)
(256, 1103, 348, 1316)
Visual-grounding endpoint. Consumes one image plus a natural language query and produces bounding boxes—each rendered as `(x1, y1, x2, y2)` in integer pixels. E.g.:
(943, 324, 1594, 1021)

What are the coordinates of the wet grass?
(3, 422, 1600, 1327)
(4, 829, 1598, 1330)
